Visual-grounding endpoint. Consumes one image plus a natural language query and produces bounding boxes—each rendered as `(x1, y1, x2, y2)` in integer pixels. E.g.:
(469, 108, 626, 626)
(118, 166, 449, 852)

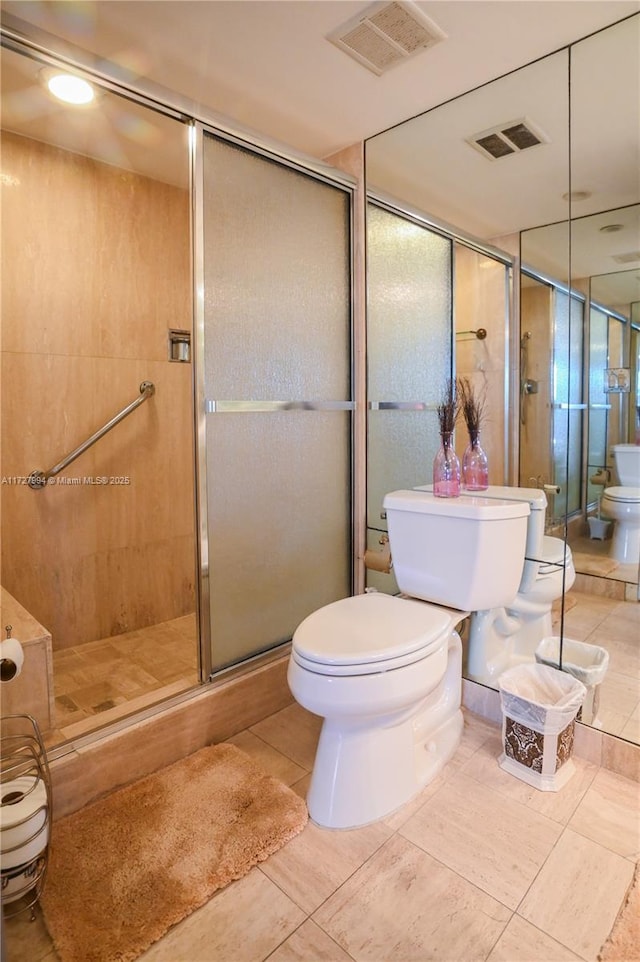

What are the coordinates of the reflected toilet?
(287, 489, 529, 829)
(601, 444, 640, 565)
(435, 485, 576, 688)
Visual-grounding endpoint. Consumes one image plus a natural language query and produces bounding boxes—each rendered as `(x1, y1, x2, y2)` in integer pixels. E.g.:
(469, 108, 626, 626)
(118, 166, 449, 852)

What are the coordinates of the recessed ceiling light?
(561, 190, 591, 202)
(46, 73, 95, 105)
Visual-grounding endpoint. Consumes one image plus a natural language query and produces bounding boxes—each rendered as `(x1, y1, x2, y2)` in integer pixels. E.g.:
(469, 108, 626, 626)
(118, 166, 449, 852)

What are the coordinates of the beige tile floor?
(5, 705, 639, 962)
(562, 590, 640, 743)
(569, 533, 638, 590)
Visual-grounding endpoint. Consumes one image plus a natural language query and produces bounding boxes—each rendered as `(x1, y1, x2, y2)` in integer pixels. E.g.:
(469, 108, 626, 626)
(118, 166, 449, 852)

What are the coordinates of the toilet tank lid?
(415, 483, 546, 510)
(384, 489, 529, 520)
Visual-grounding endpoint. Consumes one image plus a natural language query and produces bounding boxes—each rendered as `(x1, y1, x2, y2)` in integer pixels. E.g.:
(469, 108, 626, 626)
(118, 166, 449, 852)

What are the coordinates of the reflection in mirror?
(567, 16, 639, 744)
(366, 50, 570, 682)
(366, 13, 639, 744)
(520, 14, 639, 743)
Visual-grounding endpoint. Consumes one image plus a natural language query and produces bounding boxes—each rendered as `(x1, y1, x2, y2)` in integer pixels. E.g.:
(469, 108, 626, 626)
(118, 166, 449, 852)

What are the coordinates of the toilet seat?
(292, 593, 453, 677)
(537, 536, 573, 575)
(603, 485, 640, 502)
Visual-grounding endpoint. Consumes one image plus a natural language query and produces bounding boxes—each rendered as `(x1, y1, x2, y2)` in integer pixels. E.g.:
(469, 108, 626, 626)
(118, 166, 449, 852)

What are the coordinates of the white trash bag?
(498, 663, 586, 734)
(535, 636, 609, 688)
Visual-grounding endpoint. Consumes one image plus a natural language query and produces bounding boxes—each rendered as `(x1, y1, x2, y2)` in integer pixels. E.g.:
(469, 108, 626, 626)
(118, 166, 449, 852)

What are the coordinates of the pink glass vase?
(462, 436, 489, 491)
(433, 432, 461, 497)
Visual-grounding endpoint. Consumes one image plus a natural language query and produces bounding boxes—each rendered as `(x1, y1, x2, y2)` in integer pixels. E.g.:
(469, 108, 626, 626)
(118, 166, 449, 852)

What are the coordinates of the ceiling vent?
(468, 118, 550, 161)
(327, 1, 446, 76)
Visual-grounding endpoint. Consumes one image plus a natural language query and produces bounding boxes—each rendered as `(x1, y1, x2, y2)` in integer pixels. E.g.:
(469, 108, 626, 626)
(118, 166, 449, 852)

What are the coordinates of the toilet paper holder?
(364, 535, 393, 574)
(1, 624, 24, 683)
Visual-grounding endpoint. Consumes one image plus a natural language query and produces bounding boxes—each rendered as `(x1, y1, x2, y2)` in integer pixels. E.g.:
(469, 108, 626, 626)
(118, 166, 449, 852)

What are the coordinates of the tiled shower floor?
(46, 614, 198, 747)
(5, 705, 639, 962)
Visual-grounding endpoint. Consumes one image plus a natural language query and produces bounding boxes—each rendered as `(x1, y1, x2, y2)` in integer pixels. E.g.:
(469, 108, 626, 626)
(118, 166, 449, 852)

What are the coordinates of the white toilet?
(601, 444, 640, 564)
(455, 486, 576, 687)
(287, 489, 529, 829)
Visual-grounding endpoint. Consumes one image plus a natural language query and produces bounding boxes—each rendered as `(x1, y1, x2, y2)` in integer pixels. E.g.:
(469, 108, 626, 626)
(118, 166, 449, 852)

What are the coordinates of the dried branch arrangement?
(457, 377, 486, 443)
(436, 379, 459, 437)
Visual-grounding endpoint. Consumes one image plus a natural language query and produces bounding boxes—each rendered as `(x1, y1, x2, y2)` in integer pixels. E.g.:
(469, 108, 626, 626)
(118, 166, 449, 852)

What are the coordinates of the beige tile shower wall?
(454, 245, 506, 483)
(519, 284, 553, 487)
(1, 132, 194, 649)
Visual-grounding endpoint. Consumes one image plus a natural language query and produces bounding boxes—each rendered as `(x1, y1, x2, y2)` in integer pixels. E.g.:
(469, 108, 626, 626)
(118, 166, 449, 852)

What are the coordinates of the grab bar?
(455, 328, 487, 340)
(27, 381, 155, 489)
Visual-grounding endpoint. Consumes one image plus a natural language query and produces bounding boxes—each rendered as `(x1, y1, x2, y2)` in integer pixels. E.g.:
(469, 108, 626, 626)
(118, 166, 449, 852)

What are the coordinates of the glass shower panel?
(553, 290, 584, 519)
(366, 202, 452, 555)
(202, 133, 352, 672)
(587, 306, 609, 507)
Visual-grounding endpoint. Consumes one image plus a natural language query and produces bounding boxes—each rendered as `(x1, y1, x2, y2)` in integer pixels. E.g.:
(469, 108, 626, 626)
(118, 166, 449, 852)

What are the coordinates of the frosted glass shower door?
(366, 202, 452, 589)
(553, 291, 584, 519)
(201, 134, 353, 673)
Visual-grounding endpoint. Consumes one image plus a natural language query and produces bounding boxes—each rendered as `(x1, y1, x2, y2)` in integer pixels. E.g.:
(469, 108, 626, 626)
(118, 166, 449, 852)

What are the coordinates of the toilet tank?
(613, 444, 640, 486)
(383, 489, 529, 611)
(414, 483, 546, 594)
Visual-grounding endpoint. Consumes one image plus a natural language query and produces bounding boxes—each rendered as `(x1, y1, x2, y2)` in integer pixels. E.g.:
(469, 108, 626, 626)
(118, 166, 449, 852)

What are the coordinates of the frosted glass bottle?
(462, 437, 489, 491)
(433, 432, 461, 497)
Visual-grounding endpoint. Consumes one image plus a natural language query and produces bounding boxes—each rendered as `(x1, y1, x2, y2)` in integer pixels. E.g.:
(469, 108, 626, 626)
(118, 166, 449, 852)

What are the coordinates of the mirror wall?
(365, 13, 639, 745)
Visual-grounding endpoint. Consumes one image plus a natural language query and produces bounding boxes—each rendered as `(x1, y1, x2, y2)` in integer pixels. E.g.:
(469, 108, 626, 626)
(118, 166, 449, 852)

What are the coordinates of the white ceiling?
(2, 0, 639, 159)
(2, 0, 638, 304)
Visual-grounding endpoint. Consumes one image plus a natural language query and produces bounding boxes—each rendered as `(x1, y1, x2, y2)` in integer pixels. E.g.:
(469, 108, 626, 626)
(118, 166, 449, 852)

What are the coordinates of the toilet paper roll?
(0, 637, 24, 682)
(1, 859, 46, 903)
(364, 542, 392, 573)
(1, 776, 49, 869)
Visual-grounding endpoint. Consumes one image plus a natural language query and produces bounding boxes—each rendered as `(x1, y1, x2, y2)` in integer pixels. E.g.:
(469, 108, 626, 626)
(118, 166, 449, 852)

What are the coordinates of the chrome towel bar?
(27, 381, 155, 490)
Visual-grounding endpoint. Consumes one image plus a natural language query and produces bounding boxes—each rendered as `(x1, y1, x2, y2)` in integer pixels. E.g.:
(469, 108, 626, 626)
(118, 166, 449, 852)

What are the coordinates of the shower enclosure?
(0, 37, 355, 750)
(519, 270, 584, 523)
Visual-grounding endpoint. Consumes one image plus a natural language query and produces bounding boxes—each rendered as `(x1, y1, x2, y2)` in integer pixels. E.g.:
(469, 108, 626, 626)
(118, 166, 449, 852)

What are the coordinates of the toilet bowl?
(428, 485, 576, 688)
(287, 489, 529, 829)
(601, 444, 640, 564)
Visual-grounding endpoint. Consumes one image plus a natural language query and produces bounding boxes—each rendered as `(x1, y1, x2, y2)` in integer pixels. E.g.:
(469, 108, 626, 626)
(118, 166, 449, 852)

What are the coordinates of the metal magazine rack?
(1, 714, 52, 919)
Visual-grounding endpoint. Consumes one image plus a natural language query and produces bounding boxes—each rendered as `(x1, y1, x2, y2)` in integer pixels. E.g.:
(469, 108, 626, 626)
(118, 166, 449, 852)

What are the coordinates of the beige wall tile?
(454, 246, 507, 485)
(574, 723, 603, 767)
(1, 132, 194, 652)
(573, 573, 626, 599)
(0, 589, 54, 730)
(601, 732, 640, 783)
